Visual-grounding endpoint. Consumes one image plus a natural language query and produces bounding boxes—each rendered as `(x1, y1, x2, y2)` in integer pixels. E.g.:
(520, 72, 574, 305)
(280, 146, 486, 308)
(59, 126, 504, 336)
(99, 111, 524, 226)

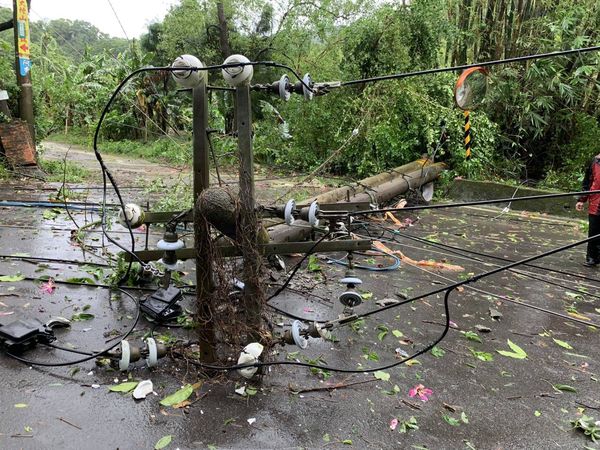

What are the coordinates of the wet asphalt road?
(1, 160, 600, 449)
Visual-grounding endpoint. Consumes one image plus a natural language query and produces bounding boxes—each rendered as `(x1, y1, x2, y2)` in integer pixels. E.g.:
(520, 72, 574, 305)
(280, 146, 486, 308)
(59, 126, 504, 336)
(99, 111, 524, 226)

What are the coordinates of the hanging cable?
(5, 288, 140, 367)
(340, 46, 600, 87)
(350, 189, 600, 217)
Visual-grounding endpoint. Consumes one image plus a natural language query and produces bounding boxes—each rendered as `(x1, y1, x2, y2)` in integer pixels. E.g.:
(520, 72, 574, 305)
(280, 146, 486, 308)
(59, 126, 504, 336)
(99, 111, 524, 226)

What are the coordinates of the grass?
(0, 161, 10, 180)
(38, 159, 90, 183)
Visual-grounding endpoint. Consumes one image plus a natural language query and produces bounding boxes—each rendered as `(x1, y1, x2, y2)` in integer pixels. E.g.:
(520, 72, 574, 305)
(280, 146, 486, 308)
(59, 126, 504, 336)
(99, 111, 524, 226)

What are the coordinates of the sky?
(0, 0, 180, 38)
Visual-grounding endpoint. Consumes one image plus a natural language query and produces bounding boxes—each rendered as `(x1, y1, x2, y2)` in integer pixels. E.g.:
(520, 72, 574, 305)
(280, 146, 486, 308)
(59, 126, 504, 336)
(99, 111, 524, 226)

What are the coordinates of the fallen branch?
(576, 401, 600, 410)
(399, 398, 422, 410)
(289, 378, 377, 394)
(58, 416, 82, 430)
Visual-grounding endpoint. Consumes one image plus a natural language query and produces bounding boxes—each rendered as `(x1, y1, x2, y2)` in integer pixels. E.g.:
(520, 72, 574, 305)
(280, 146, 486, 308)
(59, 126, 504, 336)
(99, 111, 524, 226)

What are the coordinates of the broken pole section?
(235, 83, 263, 336)
(192, 83, 216, 362)
(268, 162, 446, 243)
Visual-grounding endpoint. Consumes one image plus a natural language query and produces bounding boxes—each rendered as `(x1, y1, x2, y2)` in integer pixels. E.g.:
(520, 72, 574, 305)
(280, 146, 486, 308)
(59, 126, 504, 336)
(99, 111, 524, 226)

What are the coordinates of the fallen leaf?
(160, 384, 194, 407)
(552, 384, 577, 393)
(71, 313, 95, 322)
(443, 414, 460, 426)
(553, 338, 573, 350)
(0, 274, 25, 282)
(154, 435, 172, 450)
(374, 371, 390, 382)
(497, 339, 527, 359)
(109, 381, 139, 393)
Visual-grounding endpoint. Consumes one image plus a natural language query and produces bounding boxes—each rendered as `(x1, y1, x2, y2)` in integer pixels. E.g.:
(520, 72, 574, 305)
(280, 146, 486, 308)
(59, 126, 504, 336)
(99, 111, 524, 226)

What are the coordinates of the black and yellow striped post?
(463, 110, 472, 160)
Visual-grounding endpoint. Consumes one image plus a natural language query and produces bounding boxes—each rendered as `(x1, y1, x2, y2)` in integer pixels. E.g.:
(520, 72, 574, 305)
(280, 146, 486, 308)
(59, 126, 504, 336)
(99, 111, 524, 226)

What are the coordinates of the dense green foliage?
(0, 1, 598, 188)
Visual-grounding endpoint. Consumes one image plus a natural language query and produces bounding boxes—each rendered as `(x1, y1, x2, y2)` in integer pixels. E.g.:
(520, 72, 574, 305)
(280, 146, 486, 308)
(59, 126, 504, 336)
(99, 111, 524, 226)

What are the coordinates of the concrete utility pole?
(12, 0, 35, 141)
(192, 83, 216, 362)
(235, 83, 263, 335)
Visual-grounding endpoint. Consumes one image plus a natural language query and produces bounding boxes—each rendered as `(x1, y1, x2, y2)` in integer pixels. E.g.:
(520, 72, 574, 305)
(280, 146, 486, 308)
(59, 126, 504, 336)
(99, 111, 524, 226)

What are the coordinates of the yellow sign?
(16, 0, 31, 76)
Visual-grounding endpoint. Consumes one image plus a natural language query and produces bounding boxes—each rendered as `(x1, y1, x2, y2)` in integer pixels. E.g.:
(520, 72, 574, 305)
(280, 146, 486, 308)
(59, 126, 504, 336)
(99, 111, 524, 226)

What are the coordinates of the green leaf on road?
(71, 313, 95, 321)
(552, 384, 577, 393)
(497, 339, 527, 359)
(443, 414, 460, 426)
(154, 435, 172, 449)
(0, 274, 25, 282)
(160, 384, 193, 406)
(431, 346, 445, 358)
(469, 348, 494, 361)
(373, 370, 390, 382)
(552, 338, 573, 350)
(109, 381, 139, 393)
(461, 331, 482, 343)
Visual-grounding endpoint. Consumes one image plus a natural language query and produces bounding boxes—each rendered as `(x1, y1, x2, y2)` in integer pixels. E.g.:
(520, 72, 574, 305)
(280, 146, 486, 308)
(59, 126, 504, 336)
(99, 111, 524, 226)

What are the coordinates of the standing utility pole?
(235, 83, 263, 335)
(12, 0, 35, 141)
(193, 83, 217, 362)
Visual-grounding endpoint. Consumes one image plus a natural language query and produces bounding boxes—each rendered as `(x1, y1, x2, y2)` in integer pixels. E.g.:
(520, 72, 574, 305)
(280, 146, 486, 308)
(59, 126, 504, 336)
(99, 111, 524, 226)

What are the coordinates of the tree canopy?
(0, 0, 598, 188)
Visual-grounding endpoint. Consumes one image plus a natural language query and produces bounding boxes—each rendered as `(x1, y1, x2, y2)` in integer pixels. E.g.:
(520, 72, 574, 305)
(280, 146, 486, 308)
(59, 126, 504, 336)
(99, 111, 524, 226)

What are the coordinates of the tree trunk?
(216, 2, 231, 59)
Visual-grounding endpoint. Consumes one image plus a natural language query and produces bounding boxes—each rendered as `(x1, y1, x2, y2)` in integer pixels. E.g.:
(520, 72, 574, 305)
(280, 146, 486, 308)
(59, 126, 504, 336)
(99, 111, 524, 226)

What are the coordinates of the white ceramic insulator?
(222, 54, 253, 86)
(119, 340, 131, 371)
(279, 74, 291, 101)
(302, 73, 313, 100)
(308, 201, 319, 227)
(118, 203, 144, 229)
(146, 338, 158, 367)
(157, 239, 185, 251)
(284, 199, 295, 225)
(172, 54, 206, 88)
(244, 342, 264, 359)
(340, 276, 362, 285)
(421, 182, 434, 202)
(291, 320, 308, 349)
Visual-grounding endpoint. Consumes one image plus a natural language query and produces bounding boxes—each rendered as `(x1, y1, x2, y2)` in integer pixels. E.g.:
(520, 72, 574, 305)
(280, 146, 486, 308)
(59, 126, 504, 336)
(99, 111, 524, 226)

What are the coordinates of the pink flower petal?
(390, 418, 398, 431)
(408, 388, 417, 398)
(40, 278, 55, 294)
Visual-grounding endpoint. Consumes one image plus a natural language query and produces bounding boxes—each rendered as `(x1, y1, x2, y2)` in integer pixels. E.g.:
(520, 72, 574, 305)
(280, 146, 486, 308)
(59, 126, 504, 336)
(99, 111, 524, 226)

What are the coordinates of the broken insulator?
(118, 203, 145, 229)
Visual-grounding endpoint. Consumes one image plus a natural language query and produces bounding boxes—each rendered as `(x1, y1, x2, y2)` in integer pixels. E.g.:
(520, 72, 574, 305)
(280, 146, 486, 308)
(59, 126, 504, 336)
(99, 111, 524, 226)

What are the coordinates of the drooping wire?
(5, 288, 140, 367)
(92, 61, 316, 284)
(340, 46, 600, 87)
(327, 248, 401, 271)
(349, 189, 600, 217)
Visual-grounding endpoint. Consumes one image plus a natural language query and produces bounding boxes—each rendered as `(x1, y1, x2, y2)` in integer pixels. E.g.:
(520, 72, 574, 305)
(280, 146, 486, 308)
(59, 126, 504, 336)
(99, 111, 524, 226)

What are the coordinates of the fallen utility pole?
(268, 162, 446, 243)
(299, 158, 434, 206)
